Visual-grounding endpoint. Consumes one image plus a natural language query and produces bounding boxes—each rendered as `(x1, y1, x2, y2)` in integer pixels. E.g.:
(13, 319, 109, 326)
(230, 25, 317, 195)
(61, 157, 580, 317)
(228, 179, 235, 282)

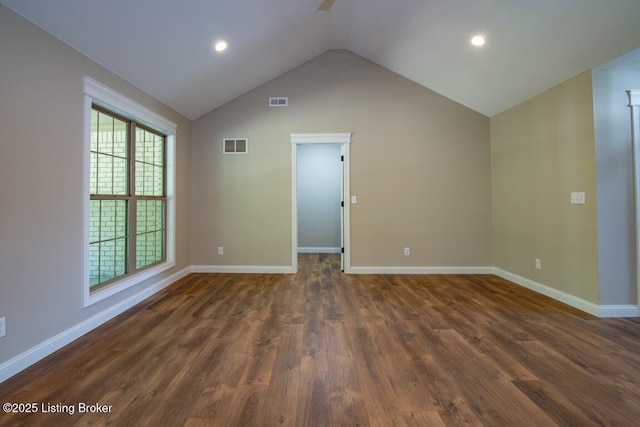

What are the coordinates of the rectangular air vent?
(223, 138, 248, 154)
(269, 97, 288, 107)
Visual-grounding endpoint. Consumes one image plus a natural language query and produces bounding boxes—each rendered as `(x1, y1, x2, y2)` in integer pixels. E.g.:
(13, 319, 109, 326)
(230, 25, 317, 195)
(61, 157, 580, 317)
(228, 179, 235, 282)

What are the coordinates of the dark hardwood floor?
(1, 253, 640, 426)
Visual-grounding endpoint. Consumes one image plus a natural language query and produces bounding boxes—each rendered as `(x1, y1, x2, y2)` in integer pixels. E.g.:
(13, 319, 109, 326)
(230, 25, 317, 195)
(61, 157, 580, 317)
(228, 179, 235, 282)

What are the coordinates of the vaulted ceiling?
(3, 0, 640, 119)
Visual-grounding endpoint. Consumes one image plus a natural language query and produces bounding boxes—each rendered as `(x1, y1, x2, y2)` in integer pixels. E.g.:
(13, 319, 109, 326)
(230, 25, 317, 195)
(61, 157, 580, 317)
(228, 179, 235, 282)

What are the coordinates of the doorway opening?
(291, 133, 351, 273)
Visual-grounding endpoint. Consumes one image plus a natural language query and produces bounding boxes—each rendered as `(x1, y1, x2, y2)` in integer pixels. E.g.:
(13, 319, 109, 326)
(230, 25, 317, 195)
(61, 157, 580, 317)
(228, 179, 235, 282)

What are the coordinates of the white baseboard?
(493, 268, 640, 318)
(297, 247, 341, 253)
(597, 305, 640, 318)
(350, 266, 494, 274)
(191, 265, 295, 274)
(350, 266, 639, 318)
(493, 268, 599, 316)
(0, 266, 191, 384)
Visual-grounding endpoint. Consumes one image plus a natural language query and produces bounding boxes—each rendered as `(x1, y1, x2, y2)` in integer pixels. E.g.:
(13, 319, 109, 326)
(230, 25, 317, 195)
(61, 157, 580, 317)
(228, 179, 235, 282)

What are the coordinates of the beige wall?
(0, 7, 191, 365)
(192, 50, 492, 268)
(491, 71, 599, 303)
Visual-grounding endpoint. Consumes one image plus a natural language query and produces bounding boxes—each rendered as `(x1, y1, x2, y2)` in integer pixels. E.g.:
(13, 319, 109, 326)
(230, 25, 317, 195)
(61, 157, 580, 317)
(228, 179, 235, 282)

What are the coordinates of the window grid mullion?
(95, 111, 100, 199)
(93, 109, 100, 283)
(129, 122, 137, 274)
(163, 135, 167, 257)
(111, 118, 117, 280)
(98, 200, 102, 285)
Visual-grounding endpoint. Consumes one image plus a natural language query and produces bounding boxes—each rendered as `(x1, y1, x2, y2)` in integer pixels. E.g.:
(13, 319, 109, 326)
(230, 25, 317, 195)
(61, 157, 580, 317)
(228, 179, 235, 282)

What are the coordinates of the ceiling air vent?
(223, 138, 248, 154)
(269, 97, 288, 107)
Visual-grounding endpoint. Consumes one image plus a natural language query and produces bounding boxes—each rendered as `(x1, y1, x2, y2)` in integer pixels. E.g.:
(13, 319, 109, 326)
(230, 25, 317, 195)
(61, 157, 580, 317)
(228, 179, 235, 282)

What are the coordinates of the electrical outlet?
(535, 258, 541, 270)
(217, 246, 224, 255)
(0, 317, 5, 338)
(404, 247, 411, 256)
(570, 192, 586, 204)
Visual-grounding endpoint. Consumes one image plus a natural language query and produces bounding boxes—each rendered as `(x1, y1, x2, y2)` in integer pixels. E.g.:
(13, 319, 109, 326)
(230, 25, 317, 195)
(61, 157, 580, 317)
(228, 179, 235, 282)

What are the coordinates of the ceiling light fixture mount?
(471, 35, 486, 47)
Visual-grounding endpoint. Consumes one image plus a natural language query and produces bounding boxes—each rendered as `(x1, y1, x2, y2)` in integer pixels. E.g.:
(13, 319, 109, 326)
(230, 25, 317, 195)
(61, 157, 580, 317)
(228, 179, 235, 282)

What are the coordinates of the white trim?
(0, 267, 191, 384)
(350, 266, 494, 274)
(628, 89, 640, 107)
(291, 145, 298, 271)
(87, 261, 176, 304)
(82, 76, 177, 308)
(191, 265, 295, 274)
(627, 90, 640, 308)
(83, 76, 177, 134)
(494, 268, 600, 316)
(495, 268, 640, 317)
(290, 133, 351, 144)
(291, 133, 351, 273)
(82, 93, 91, 304)
(350, 266, 638, 317)
(598, 305, 640, 318)
(298, 247, 342, 253)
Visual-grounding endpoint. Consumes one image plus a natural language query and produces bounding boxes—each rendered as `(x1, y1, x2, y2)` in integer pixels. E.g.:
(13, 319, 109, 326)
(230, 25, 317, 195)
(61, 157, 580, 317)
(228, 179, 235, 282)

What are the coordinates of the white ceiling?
(3, 0, 640, 119)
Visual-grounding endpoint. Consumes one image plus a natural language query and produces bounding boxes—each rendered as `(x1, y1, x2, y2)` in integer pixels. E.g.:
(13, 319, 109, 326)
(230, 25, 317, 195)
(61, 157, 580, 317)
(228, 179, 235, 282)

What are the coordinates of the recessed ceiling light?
(214, 40, 228, 52)
(471, 35, 486, 47)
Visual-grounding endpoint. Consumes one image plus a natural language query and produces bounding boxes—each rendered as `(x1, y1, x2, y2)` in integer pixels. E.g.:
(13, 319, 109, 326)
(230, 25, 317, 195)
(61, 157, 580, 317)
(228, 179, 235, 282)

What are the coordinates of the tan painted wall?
(491, 71, 599, 303)
(192, 50, 492, 268)
(0, 7, 191, 364)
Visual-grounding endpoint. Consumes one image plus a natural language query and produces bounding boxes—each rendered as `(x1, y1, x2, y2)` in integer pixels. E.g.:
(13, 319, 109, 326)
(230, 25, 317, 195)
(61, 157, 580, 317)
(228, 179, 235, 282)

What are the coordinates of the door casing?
(290, 133, 351, 273)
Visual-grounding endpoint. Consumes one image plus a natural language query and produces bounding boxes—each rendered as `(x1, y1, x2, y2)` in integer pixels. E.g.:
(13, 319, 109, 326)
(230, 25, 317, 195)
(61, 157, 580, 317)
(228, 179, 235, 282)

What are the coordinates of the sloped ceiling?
(2, 0, 640, 119)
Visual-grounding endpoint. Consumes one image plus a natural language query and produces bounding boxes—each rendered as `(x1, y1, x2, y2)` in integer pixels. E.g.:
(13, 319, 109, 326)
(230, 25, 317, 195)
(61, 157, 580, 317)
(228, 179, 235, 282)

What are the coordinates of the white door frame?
(291, 133, 352, 273)
(627, 90, 640, 307)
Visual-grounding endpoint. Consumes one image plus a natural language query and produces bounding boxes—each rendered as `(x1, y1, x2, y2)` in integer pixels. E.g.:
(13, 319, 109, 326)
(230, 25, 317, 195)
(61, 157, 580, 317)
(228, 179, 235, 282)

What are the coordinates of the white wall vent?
(269, 97, 288, 107)
(223, 138, 248, 154)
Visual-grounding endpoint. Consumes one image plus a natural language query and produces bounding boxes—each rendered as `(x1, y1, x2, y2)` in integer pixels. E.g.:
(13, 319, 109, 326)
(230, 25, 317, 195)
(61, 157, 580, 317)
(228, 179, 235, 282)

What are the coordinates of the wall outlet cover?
(570, 192, 586, 204)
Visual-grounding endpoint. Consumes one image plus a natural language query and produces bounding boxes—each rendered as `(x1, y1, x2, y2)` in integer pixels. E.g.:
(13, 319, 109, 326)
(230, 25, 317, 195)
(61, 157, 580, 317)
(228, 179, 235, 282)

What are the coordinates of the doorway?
(627, 90, 640, 307)
(297, 144, 342, 253)
(290, 133, 351, 273)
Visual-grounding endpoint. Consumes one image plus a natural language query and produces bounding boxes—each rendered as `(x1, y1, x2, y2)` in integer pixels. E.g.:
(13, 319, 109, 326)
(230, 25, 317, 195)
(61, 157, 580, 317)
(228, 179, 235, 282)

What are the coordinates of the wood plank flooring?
(1, 253, 640, 426)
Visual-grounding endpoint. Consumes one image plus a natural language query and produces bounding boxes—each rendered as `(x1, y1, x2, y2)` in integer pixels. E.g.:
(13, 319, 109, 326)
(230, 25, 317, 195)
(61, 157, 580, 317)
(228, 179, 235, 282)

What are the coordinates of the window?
(90, 107, 166, 288)
(83, 76, 176, 307)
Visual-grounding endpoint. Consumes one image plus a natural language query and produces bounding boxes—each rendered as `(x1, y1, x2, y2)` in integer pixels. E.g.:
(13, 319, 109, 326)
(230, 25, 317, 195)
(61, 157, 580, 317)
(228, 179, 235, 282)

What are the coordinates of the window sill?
(83, 260, 175, 308)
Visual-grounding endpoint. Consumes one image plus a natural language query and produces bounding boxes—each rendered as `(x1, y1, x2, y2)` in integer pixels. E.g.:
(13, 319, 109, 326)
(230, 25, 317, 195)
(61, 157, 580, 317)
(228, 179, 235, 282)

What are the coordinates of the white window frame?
(82, 76, 177, 307)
